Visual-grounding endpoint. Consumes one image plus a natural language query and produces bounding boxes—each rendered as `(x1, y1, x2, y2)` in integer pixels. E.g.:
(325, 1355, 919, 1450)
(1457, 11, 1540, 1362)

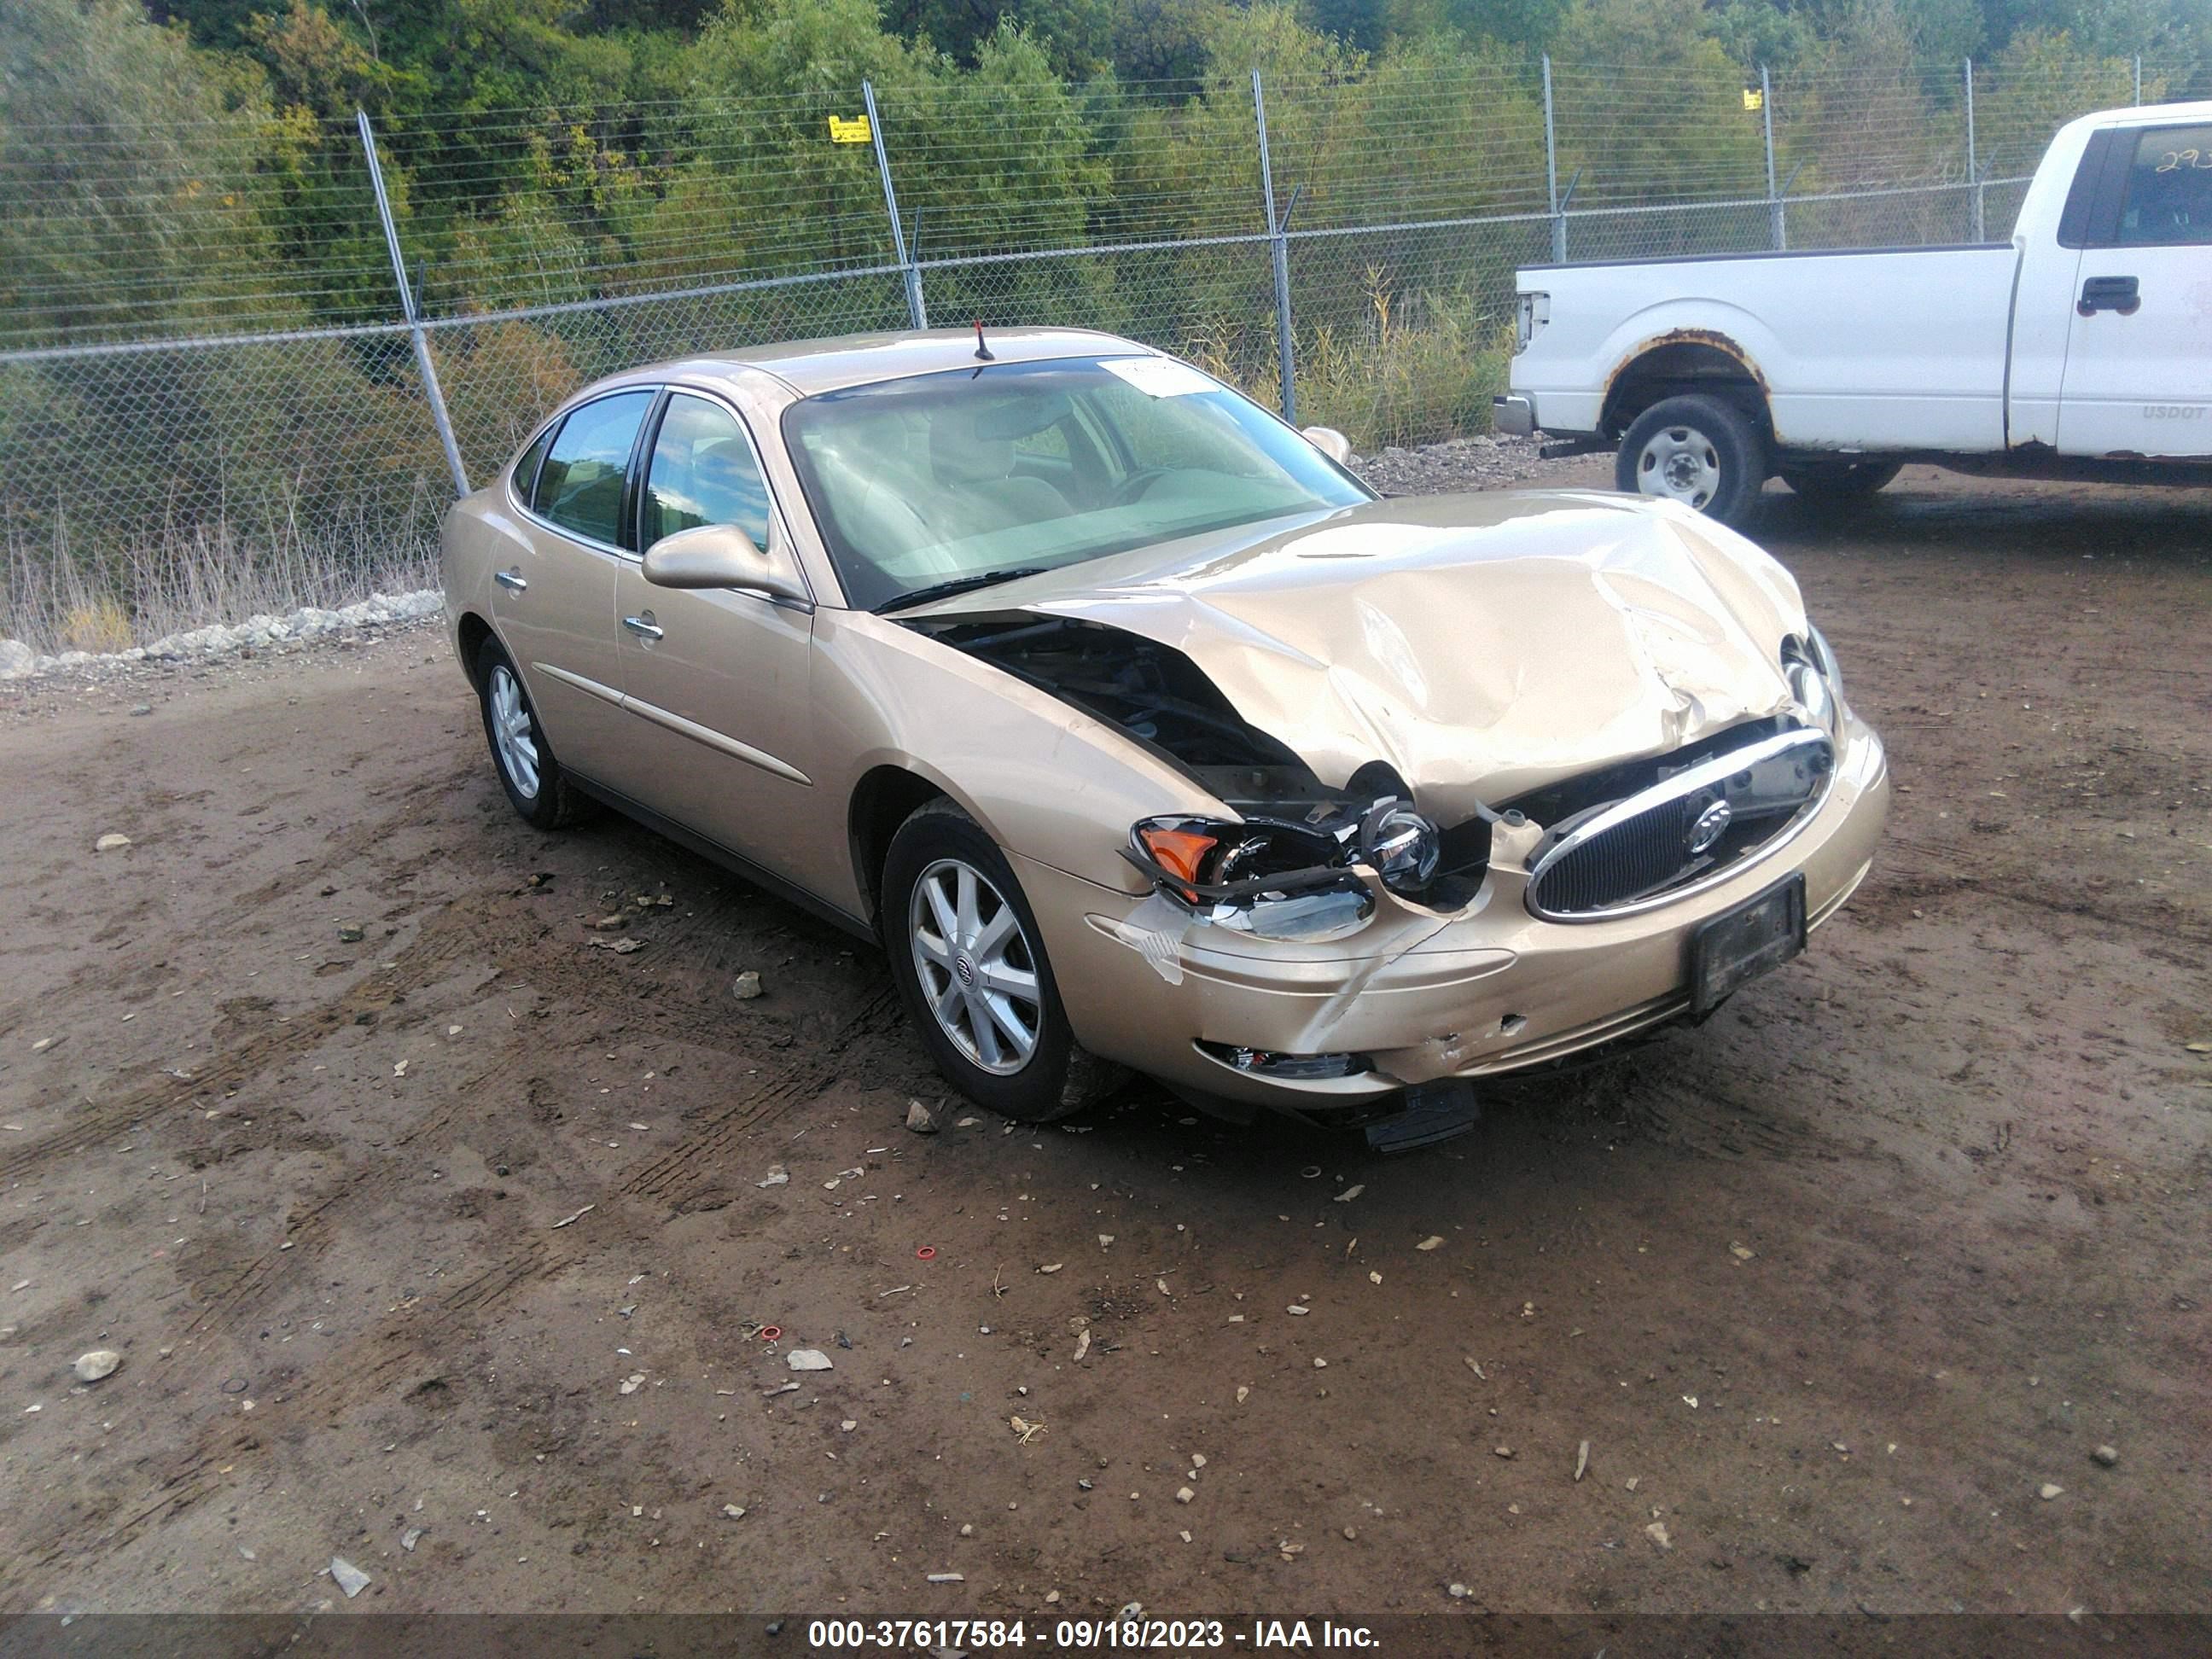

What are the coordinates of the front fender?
(809, 608, 1228, 898)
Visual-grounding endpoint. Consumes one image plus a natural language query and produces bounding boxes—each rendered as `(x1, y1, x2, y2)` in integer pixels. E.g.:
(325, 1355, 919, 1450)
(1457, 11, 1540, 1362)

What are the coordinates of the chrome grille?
(1525, 728, 1832, 921)
(1531, 795, 1702, 916)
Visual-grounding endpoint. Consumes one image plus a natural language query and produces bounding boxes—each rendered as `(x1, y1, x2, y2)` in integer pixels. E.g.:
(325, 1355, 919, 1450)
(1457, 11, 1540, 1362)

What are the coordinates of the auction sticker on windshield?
(1101, 356, 1217, 398)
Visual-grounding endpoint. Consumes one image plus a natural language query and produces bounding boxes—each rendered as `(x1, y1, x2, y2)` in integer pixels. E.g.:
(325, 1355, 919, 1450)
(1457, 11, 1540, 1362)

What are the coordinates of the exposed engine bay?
(910, 614, 1493, 916)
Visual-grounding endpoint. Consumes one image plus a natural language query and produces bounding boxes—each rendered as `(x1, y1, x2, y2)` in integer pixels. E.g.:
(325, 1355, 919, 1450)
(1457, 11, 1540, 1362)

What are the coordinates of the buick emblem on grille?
(1688, 800, 1733, 855)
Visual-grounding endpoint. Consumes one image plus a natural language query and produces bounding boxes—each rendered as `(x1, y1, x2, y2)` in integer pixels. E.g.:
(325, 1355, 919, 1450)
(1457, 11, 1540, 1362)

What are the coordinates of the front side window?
(532, 390, 655, 546)
(643, 393, 772, 551)
(782, 355, 1372, 612)
(2116, 125, 2212, 247)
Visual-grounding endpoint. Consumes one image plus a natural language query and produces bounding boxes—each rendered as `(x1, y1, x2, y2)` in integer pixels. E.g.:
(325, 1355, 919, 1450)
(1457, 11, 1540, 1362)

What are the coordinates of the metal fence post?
(1252, 71, 1298, 427)
(358, 108, 469, 498)
(1964, 59, 1983, 243)
(2133, 55, 2142, 105)
(1542, 55, 1564, 263)
(863, 81, 928, 330)
(1761, 65, 1782, 250)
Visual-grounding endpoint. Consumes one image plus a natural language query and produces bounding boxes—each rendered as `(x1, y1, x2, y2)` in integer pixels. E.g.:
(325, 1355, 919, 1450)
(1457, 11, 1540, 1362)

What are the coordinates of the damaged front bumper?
(1017, 714, 1888, 1115)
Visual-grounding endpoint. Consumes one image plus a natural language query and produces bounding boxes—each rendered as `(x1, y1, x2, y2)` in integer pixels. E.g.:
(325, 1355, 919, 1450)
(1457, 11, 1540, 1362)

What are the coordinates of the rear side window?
(512, 422, 556, 499)
(2116, 125, 2212, 247)
(532, 391, 655, 546)
(642, 393, 772, 551)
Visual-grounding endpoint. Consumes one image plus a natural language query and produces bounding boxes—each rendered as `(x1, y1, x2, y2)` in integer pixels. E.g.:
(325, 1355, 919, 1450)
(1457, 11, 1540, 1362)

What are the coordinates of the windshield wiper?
(879, 567, 1051, 614)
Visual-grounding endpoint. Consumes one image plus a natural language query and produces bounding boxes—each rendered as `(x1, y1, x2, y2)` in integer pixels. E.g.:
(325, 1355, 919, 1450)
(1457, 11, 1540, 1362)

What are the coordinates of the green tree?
(1552, 0, 1768, 218)
(882, 0, 1115, 76)
(0, 0, 273, 344)
(1109, 0, 1228, 81)
(246, 0, 396, 115)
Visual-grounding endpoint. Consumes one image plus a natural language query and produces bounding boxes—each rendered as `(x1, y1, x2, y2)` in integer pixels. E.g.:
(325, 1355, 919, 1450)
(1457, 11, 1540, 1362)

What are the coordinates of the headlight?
(1126, 812, 1387, 943)
(1783, 626, 1843, 736)
(1359, 800, 1441, 893)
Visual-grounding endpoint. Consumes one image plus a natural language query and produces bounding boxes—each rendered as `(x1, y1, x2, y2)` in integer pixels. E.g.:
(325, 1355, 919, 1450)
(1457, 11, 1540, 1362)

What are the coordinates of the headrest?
(930, 410, 1013, 486)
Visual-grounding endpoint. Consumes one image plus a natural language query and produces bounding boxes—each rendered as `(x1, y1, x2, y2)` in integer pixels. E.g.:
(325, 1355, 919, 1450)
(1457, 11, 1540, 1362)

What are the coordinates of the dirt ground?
(1, 463, 2208, 1630)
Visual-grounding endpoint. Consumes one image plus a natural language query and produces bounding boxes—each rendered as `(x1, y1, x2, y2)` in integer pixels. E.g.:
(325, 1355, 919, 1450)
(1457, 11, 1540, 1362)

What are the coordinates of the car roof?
(581, 326, 1156, 402)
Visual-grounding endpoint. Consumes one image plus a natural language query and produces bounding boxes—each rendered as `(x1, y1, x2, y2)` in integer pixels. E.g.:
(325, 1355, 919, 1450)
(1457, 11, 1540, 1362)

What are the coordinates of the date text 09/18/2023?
(805, 1617, 1382, 1650)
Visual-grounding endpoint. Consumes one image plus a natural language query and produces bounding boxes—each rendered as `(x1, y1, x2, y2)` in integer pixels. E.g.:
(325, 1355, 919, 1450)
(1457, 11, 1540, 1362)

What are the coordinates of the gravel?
(1351, 433, 1594, 497)
(0, 589, 445, 696)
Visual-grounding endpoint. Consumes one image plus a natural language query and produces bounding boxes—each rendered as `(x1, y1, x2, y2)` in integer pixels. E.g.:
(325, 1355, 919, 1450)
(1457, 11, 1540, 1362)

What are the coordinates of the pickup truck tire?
(1779, 461, 1902, 505)
(1615, 395, 1767, 528)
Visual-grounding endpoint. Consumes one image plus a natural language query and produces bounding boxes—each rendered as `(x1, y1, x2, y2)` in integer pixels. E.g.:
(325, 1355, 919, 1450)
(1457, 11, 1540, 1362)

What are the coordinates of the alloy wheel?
(487, 663, 541, 800)
(908, 857, 1041, 1075)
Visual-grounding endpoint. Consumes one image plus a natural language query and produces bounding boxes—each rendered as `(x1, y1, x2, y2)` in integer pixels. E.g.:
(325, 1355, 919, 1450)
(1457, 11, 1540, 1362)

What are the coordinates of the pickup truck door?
(2056, 119, 2212, 459)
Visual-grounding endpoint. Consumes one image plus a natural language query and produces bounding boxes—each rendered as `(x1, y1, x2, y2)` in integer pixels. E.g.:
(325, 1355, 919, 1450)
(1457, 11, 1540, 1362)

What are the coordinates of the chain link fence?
(2, 51, 2197, 648)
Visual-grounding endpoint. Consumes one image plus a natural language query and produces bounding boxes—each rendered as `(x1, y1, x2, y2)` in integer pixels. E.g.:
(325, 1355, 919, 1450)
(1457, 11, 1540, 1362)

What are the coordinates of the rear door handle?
(495, 569, 527, 592)
(2077, 275, 2140, 316)
(622, 613, 663, 641)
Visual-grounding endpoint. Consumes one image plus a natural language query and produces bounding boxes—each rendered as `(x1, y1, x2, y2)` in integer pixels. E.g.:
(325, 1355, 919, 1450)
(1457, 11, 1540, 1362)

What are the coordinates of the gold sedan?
(442, 329, 1887, 1145)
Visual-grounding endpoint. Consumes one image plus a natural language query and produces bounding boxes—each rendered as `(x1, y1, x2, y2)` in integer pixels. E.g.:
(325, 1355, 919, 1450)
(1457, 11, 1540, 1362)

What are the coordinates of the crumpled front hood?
(915, 490, 1809, 820)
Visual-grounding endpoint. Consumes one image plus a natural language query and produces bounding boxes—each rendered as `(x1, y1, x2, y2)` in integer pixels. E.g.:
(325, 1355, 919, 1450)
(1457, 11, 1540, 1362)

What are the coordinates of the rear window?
(2116, 125, 2212, 247)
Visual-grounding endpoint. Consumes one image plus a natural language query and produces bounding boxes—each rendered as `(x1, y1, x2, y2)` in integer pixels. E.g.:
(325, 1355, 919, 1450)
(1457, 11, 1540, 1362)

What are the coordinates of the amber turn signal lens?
(1138, 825, 1218, 886)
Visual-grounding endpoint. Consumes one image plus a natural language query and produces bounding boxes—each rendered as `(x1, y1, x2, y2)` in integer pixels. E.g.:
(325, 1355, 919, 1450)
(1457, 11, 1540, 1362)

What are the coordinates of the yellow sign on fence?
(1742, 87, 1764, 111)
(828, 114, 872, 144)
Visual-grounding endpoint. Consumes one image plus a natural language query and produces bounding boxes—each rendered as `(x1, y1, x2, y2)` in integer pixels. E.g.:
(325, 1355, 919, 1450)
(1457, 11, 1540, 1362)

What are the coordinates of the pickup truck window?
(2117, 125, 2212, 247)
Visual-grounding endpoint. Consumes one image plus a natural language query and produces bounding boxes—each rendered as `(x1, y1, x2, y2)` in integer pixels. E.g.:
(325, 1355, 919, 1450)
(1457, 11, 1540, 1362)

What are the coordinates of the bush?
(1193, 267, 1511, 451)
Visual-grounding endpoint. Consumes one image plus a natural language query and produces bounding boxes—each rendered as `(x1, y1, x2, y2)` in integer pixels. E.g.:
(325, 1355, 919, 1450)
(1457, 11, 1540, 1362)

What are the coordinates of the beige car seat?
(928, 410, 1073, 537)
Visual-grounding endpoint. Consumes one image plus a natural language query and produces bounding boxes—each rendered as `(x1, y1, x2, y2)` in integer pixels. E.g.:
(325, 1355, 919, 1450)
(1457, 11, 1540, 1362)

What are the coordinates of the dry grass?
(2, 515, 439, 656)
(1193, 269, 1512, 453)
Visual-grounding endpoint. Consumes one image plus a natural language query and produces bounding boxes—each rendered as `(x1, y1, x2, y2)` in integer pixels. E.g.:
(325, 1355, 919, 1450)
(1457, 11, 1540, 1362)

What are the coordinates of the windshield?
(780, 355, 1373, 611)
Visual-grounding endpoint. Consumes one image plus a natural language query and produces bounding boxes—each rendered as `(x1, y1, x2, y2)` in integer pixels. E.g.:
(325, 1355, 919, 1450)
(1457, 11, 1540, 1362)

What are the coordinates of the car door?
(2058, 119, 2212, 458)
(491, 388, 657, 771)
(597, 389, 824, 890)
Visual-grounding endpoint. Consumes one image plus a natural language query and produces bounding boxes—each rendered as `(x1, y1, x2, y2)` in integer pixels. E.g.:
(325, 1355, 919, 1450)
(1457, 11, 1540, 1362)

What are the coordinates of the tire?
(475, 637, 589, 830)
(882, 799, 1118, 1122)
(1615, 393, 1769, 528)
(1780, 460, 1901, 506)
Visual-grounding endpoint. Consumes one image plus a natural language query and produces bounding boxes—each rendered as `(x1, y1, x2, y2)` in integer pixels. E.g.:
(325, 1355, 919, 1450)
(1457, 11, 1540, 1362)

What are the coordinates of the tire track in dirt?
(0, 905, 485, 1189)
(0, 975, 908, 1599)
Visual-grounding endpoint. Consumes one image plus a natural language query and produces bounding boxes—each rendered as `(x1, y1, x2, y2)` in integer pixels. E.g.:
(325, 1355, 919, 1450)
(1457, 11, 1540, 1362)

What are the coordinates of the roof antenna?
(972, 319, 994, 362)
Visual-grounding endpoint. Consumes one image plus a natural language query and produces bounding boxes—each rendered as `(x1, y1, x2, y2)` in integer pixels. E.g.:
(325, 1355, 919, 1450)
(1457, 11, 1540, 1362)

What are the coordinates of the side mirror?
(1301, 425, 1353, 464)
(641, 522, 811, 606)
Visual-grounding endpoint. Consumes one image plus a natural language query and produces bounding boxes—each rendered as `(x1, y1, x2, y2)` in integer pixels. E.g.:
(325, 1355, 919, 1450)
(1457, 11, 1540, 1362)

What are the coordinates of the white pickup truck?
(1495, 99, 2212, 526)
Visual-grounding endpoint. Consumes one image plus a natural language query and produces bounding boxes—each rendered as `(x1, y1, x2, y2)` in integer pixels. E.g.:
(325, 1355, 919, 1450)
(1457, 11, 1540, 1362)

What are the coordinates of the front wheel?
(882, 800, 1117, 1121)
(1615, 394, 1769, 528)
(1780, 460, 1901, 506)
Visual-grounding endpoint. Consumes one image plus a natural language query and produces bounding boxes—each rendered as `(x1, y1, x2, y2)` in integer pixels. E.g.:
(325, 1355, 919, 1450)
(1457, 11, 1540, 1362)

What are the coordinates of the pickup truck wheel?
(1616, 395, 1767, 527)
(1780, 461, 1901, 505)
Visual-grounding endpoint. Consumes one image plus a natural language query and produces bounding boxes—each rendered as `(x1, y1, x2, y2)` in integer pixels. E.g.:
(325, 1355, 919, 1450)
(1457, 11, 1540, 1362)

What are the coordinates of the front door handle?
(495, 568, 527, 592)
(622, 612, 663, 641)
(2077, 275, 2140, 316)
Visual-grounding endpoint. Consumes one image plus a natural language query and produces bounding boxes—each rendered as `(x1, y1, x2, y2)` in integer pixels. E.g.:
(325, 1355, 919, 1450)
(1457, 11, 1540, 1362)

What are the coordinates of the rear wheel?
(1780, 460, 1901, 506)
(1615, 393, 1768, 528)
(882, 800, 1118, 1122)
(475, 637, 588, 830)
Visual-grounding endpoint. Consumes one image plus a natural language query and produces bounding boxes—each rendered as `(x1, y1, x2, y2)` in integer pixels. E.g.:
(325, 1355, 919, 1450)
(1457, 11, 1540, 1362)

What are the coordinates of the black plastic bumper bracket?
(1364, 1080, 1482, 1153)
